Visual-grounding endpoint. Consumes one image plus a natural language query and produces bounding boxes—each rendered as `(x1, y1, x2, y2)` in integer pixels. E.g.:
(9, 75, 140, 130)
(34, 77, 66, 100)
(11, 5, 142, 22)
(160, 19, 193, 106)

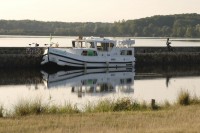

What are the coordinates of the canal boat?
(41, 37, 135, 68)
(41, 68, 135, 97)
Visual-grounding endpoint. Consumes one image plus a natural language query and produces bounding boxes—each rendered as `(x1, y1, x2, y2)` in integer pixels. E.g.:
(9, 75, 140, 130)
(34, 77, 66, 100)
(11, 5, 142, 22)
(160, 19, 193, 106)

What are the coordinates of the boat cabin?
(72, 37, 116, 52)
(71, 37, 135, 57)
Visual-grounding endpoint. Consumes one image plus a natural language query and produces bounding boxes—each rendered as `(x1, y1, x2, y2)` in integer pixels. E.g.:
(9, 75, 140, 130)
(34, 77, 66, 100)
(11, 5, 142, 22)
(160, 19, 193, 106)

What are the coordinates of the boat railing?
(117, 39, 135, 48)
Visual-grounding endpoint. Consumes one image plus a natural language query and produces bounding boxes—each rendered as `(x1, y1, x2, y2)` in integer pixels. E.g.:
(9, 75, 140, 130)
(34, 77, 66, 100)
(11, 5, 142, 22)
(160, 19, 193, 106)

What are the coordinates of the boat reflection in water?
(41, 68, 135, 98)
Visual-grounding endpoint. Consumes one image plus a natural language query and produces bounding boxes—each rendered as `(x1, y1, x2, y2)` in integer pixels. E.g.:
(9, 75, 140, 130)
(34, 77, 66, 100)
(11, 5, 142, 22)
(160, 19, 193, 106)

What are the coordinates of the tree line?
(0, 13, 200, 37)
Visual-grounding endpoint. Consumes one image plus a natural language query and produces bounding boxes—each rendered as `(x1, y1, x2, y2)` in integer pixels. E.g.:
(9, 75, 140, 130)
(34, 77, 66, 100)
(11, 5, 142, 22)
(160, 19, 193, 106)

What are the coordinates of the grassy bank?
(0, 91, 200, 132)
(0, 105, 200, 133)
(0, 91, 200, 117)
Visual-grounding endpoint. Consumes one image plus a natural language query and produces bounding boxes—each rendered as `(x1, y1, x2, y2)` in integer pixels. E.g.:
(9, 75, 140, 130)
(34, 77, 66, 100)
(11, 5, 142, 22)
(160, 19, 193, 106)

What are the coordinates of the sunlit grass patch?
(84, 99, 114, 113)
(13, 98, 47, 116)
(13, 98, 80, 116)
(84, 97, 152, 113)
(4, 93, 200, 117)
(47, 103, 79, 114)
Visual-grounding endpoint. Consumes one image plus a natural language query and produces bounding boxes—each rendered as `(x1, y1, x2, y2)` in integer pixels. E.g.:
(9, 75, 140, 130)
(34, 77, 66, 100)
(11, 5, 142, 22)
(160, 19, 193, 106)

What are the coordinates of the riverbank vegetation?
(0, 91, 200, 132)
(0, 106, 200, 133)
(0, 13, 200, 37)
(0, 90, 199, 117)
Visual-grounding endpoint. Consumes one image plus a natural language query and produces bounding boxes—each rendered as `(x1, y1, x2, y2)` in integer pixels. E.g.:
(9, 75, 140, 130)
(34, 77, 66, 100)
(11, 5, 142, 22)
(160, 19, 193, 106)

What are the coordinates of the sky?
(0, 0, 200, 22)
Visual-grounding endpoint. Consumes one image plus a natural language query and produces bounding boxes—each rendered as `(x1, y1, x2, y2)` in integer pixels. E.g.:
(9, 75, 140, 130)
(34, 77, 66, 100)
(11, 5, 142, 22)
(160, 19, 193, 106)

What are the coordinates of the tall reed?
(0, 105, 3, 117)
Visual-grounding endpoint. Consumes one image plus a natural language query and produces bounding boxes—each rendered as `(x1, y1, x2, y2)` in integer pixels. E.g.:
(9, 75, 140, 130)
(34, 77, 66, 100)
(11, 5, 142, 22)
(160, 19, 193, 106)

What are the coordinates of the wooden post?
(151, 99, 155, 109)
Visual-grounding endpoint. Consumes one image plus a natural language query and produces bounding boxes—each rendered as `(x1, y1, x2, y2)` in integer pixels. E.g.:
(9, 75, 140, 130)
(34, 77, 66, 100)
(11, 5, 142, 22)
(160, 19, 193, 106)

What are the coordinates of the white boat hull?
(41, 37, 136, 68)
(42, 48, 135, 68)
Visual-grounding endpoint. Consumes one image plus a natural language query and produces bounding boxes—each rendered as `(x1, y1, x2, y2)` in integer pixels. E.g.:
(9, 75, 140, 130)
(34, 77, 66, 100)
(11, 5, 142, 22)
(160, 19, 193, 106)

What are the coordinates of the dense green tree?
(0, 13, 200, 37)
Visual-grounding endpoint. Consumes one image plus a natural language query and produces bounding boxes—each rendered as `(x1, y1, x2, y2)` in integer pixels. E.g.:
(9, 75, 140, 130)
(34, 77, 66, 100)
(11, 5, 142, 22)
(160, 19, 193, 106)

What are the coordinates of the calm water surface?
(0, 36, 200, 110)
(0, 67, 200, 110)
(1, 35, 200, 47)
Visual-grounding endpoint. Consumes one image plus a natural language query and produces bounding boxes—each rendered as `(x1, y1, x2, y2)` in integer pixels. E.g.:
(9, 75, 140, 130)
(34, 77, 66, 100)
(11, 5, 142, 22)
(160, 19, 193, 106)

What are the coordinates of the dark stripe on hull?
(49, 52, 134, 64)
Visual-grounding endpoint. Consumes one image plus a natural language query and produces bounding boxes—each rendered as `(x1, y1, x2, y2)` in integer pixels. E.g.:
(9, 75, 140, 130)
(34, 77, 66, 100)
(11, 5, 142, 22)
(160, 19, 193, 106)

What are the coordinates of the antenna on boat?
(50, 33, 53, 45)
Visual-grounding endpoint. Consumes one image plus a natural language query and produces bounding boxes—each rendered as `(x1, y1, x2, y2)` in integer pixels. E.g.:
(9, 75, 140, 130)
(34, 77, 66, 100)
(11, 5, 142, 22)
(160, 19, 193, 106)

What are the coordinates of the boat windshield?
(72, 41, 85, 48)
(97, 42, 114, 51)
(72, 41, 95, 48)
(85, 41, 95, 48)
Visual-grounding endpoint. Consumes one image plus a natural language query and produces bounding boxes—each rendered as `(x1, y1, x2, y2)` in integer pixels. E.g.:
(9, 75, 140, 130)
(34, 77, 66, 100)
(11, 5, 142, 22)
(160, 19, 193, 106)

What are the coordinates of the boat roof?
(74, 37, 116, 43)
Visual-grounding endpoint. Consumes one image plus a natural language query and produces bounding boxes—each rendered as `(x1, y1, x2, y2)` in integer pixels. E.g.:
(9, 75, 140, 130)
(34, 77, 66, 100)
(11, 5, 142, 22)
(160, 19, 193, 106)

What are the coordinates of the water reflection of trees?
(0, 69, 42, 88)
(136, 65, 200, 75)
(135, 65, 200, 87)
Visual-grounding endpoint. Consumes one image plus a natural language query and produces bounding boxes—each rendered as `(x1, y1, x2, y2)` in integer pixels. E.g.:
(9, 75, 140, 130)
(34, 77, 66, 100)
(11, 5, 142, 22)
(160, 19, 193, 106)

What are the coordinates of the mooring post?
(151, 99, 155, 109)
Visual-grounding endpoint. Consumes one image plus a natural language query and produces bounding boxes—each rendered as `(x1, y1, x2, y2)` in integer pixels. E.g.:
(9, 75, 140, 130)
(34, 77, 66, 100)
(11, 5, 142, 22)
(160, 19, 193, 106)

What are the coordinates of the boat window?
(72, 41, 86, 48)
(82, 50, 87, 56)
(81, 50, 98, 56)
(109, 43, 114, 48)
(86, 42, 95, 48)
(82, 79, 97, 85)
(120, 78, 132, 84)
(127, 50, 132, 55)
(120, 79, 125, 84)
(97, 42, 114, 51)
(97, 42, 103, 51)
(126, 78, 132, 83)
(120, 50, 132, 55)
(120, 50, 126, 55)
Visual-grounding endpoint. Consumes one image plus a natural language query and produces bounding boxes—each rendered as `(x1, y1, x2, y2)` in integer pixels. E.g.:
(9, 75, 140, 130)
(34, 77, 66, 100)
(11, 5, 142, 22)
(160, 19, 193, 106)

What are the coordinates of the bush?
(177, 90, 190, 106)
(113, 98, 132, 111)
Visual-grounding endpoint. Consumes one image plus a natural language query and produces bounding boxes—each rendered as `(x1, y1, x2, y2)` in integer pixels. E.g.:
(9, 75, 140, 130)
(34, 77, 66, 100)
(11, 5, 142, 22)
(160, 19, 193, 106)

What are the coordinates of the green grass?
(47, 103, 79, 114)
(13, 98, 46, 116)
(10, 97, 155, 117)
(13, 99, 79, 117)
(84, 98, 151, 113)
(0, 91, 198, 118)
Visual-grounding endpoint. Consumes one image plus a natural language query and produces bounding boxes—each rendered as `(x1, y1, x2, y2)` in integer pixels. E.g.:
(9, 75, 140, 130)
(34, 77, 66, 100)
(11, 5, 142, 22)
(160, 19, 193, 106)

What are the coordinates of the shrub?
(113, 98, 132, 111)
(177, 90, 190, 106)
